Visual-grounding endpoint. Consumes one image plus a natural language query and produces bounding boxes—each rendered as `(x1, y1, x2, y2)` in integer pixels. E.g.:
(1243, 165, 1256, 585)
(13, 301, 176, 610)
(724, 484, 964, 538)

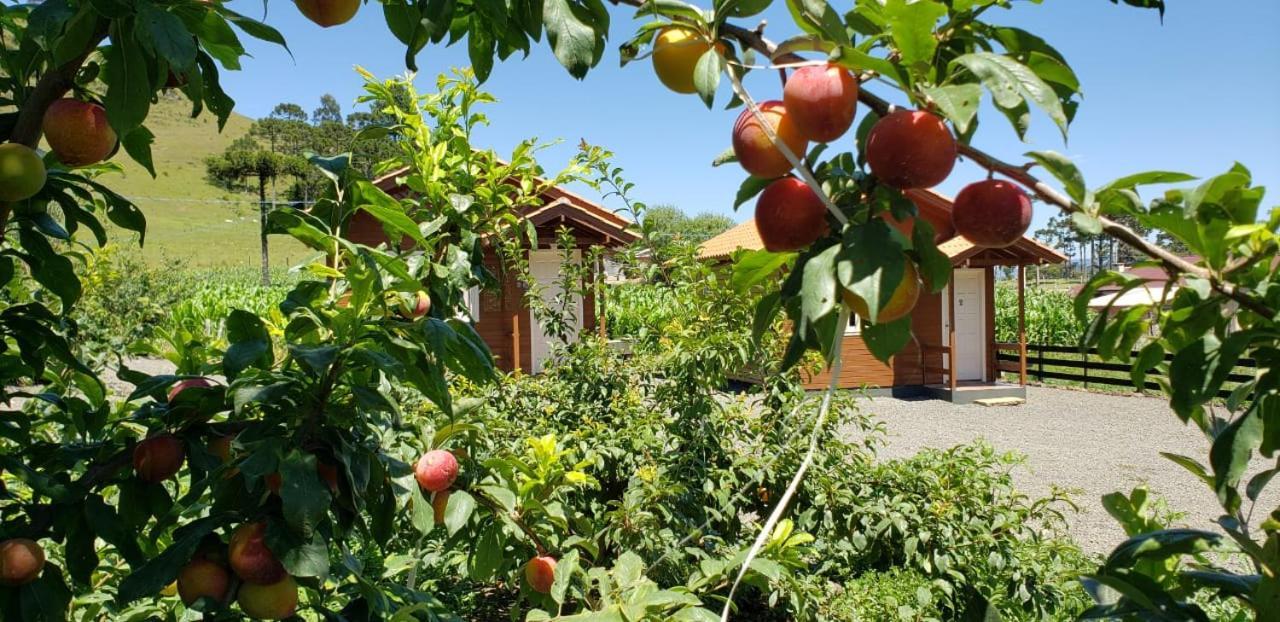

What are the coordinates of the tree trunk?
(259, 177, 270, 286)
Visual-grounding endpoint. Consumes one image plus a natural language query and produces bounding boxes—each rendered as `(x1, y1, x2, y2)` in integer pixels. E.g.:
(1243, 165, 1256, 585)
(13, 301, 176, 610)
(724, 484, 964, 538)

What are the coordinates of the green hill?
(93, 94, 310, 268)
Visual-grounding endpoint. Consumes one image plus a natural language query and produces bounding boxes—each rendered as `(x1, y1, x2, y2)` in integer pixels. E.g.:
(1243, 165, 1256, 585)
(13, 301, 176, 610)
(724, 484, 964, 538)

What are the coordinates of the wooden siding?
(799, 288, 946, 390)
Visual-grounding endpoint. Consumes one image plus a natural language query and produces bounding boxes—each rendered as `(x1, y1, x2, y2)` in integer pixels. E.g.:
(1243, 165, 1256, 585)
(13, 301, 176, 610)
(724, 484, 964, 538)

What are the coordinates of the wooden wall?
(799, 289, 946, 390)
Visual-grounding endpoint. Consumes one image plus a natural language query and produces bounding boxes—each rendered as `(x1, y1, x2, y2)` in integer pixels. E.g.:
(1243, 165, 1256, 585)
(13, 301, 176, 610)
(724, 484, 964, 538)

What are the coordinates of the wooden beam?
(512, 311, 522, 374)
(948, 280, 957, 392)
(1018, 264, 1027, 387)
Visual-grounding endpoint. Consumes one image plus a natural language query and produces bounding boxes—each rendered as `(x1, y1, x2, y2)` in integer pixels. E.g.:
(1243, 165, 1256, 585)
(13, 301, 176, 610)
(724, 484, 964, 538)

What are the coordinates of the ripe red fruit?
(754, 177, 829, 252)
(177, 558, 230, 605)
(951, 180, 1033, 248)
(295, 0, 359, 27)
(525, 555, 557, 594)
(865, 110, 956, 189)
(168, 377, 213, 402)
(42, 99, 117, 167)
(731, 100, 808, 179)
(432, 490, 451, 524)
(228, 522, 286, 585)
(133, 434, 186, 483)
(401, 290, 431, 319)
(237, 574, 298, 620)
(414, 449, 459, 493)
(783, 63, 858, 143)
(0, 538, 45, 586)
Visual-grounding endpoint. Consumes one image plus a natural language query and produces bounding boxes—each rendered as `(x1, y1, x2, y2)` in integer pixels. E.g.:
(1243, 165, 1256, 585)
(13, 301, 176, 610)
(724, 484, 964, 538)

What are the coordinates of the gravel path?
(862, 386, 1278, 557)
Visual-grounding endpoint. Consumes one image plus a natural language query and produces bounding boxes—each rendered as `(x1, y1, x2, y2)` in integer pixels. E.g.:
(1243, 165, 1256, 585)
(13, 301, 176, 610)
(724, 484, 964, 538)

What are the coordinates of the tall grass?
(994, 281, 1088, 346)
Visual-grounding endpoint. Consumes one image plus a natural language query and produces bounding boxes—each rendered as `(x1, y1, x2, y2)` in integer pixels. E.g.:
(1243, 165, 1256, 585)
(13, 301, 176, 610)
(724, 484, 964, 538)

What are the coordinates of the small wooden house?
(698, 189, 1067, 403)
(345, 168, 638, 373)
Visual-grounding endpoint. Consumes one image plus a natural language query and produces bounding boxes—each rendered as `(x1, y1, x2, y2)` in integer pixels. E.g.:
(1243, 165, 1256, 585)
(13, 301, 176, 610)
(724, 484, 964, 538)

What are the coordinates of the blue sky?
(219, 1, 1280, 233)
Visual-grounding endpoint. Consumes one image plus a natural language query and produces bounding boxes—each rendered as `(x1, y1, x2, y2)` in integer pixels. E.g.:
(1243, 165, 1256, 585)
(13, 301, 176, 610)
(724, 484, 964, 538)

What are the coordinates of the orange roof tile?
(697, 219, 763, 260)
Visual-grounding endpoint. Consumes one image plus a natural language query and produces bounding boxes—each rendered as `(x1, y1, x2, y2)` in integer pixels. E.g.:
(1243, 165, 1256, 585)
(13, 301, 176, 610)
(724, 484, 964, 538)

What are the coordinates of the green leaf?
(910, 219, 950, 294)
(279, 450, 332, 534)
(217, 7, 292, 54)
(409, 480, 435, 534)
(1026, 151, 1085, 203)
(882, 0, 946, 76)
(799, 244, 840, 327)
(117, 516, 221, 604)
(222, 310, 273, 379)
(730, 249, 792, 293)
(1102, 529, 1225, 571)
(836, 218, 906, 323)
(444, 490, 476, 535)
(862, 316, 912, 363)
(693, 48, 724, 109)
(952, 52, 1069, 138)
(543, 0, 605, 79)
(468, 24, 496, 83)
(357, 185, 428, 248)
(469, 523, 505, 580)
(18, 230, 81, 310)
(136, 4, 197, 69)
(1072, 211, 1103, 235)
(121, 126, 156, 177)
(733, 176, 770, 211)
(785, 0, 851, 48)
(272, 529, 330, 580)
(103, 26, 153, 134)
(921, 84, 981, 136)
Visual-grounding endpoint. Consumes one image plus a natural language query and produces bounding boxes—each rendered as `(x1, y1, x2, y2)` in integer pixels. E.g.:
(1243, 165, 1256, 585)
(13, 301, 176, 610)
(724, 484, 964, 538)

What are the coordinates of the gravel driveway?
(862, 386, 1278, 557)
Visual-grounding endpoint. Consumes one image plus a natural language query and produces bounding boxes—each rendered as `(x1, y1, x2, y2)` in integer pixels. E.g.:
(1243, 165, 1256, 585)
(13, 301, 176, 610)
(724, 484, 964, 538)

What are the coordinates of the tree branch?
(609, 0, 1275, 318)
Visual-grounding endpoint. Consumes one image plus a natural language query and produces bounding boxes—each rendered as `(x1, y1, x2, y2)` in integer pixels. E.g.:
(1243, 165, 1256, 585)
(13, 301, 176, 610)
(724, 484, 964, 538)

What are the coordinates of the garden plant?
(0, 0, 1276, 620)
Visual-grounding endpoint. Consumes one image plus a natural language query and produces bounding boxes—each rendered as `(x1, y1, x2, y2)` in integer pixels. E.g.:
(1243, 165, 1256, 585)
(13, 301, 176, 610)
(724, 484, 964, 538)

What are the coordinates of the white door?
(528, 250, 582, 373)
(944, 269, 986, 382)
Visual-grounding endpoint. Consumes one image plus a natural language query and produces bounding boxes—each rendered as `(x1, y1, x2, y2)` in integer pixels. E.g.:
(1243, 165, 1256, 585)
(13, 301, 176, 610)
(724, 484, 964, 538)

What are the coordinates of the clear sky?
(219, 1, 1280, 233)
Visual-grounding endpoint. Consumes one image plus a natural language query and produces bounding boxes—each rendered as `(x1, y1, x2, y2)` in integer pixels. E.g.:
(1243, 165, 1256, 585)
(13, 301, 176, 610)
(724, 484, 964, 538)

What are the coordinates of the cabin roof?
(371, 166, 639, 246)
(697, 188, 1067, 266)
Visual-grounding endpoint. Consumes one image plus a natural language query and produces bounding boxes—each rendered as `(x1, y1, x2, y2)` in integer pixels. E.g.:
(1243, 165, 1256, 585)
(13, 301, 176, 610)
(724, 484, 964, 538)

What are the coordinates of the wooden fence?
(995, 343, 1256, 398)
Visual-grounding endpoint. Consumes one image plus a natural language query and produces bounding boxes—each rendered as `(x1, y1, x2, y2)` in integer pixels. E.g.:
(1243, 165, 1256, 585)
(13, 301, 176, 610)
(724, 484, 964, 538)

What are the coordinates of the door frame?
(941, 268, 987, 382)
(528, 249, 583, 373)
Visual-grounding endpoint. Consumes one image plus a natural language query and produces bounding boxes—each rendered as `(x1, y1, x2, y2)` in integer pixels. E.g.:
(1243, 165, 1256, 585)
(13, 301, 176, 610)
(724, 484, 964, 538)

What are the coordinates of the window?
(845, 313, 861, 335)
(457, 286, 481, 323)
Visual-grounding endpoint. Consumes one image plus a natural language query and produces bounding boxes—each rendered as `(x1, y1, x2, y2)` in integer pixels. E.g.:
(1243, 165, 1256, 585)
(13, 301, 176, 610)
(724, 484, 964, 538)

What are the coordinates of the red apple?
(295, 0, 359, 27)
(731, 100, 809, 179)
(525, 555, 557, 594)
(237, 574, 298, 620)
(401, 290, 431, 319)
(414, 450, 459, 493)
(177, 558, 230, 605)
(951, 179, 1033, 248)
(168, 377, 213, 402)
(865, 110, 956, 190)
(0, 538, 45, 586)
(783, 63, 858, 143)
(228, 522, 285, 585)
(754, 177, 829, 252)
(42, 99, 117, 167)
(133, 434, 186, 483)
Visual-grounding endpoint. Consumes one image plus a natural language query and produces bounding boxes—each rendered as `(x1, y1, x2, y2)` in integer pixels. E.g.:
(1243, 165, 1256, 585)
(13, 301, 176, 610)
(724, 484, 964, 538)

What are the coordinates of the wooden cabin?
(698, 189, 1067, 403)
(345, 168, 638, 373)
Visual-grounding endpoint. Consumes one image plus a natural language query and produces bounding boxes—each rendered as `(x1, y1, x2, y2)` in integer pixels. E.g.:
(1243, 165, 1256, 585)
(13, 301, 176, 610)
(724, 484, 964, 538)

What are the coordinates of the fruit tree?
(0, 0, 1277, 620)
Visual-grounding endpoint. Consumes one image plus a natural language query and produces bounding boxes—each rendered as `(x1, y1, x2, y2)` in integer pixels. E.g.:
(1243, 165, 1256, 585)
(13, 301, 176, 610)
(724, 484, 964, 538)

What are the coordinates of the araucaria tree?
(0, 0, 1276, 620)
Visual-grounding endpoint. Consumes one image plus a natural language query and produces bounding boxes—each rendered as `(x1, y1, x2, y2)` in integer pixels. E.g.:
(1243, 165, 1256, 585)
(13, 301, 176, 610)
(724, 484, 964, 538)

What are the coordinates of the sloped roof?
(371, 165, 638, 245)
(697, 188, 1066, 266)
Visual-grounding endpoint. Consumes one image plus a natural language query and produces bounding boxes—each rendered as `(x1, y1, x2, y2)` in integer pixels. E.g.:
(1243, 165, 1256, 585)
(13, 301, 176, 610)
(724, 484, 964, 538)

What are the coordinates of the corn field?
(994, 282, 1088, 346)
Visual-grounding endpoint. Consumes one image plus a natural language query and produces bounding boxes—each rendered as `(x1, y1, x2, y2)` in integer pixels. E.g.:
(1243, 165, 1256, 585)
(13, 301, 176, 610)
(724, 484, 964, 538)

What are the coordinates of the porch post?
(1018, 264, 1027, 386)
(597, 255, 607, 339)
(948, 279, 957, 392)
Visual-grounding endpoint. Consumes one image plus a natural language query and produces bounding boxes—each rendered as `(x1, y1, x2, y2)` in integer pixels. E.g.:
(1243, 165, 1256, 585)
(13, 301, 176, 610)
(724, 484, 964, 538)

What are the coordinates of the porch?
(920, 236, 1067, 403)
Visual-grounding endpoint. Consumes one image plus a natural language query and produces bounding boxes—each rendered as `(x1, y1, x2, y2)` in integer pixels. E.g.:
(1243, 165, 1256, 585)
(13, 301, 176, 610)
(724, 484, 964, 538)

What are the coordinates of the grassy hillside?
(93, 94, 310, 268)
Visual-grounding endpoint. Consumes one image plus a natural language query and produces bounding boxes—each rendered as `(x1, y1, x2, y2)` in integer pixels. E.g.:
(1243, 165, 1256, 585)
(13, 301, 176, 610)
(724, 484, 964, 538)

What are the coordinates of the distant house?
(345, 168, 638, 373)
(1069, 259, 1196, 310)
(698, 189, 1068, 403)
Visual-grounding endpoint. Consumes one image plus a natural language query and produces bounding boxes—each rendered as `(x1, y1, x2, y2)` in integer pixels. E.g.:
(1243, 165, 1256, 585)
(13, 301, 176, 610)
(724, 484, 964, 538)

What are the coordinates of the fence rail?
(996, 343, 1256, 398)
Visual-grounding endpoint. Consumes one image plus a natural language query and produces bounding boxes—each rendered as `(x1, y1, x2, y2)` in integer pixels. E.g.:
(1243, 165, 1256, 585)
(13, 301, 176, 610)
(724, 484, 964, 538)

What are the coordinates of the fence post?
(1037, 344, 1044, 381)
(1082, 350, 1089, 389)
